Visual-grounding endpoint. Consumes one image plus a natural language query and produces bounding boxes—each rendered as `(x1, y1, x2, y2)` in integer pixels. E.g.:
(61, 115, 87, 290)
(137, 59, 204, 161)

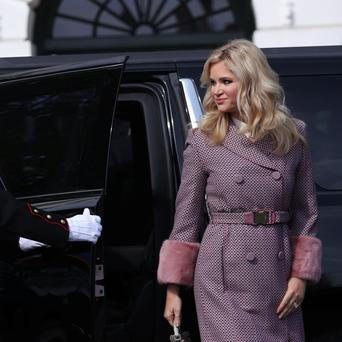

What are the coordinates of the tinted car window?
(0, 69, 120, 197)
(104, 99, 154, 337)
(105, 100, 153, 245)
(281, 74, 342, 289)
(281, 75, 342, 190)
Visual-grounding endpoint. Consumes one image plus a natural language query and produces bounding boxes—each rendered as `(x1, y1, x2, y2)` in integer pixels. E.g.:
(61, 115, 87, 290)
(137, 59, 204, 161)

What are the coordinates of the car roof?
(0, 45, 341, 75)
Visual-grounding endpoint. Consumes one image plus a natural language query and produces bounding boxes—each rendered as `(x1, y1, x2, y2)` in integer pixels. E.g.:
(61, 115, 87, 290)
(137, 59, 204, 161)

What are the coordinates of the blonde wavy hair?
(199, 39, 305, 155)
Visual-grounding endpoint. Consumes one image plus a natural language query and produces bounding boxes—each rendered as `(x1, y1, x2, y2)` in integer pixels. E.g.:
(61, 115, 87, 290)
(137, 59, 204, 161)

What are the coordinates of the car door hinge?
(95, 264, 104, 281)
(95, 284, 105, 297)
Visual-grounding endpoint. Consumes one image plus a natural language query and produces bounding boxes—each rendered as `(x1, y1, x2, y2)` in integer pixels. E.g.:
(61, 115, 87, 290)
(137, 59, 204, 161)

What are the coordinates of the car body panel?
(0, 56, 126, 341)
(0, 46, 342, 341)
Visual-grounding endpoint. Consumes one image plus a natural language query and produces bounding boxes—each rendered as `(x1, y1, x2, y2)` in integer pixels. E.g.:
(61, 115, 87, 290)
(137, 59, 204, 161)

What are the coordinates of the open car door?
(0, 55, 126, 342)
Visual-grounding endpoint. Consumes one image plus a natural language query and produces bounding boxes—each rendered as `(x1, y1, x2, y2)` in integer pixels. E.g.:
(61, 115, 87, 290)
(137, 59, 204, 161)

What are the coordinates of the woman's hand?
(164, 284, 182, 327)
(277, 277, 306, 319)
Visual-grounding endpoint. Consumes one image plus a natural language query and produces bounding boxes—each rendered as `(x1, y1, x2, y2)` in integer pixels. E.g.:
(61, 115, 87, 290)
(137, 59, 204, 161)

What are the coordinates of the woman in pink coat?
(157, 39, 321, 342)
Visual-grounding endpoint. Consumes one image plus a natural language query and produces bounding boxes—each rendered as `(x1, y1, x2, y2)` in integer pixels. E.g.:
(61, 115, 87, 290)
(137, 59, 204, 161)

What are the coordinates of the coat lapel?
(222, 122, 282, 171)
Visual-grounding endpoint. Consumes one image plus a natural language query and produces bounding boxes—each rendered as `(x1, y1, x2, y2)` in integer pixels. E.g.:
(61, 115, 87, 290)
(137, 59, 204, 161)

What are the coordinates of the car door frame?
(0, 55, 127, 342)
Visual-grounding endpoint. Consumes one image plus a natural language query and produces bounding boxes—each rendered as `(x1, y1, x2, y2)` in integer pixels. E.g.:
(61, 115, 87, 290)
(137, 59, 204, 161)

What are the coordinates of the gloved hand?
(19, 237, 49, 251)
(67, 208, 102, 244)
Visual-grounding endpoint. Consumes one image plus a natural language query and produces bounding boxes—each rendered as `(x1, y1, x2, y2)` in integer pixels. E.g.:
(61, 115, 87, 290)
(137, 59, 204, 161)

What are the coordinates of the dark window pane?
(0, 68, 120, 197)
(104, 99, 154, 333)
(53, 0, 234, 38)
(105, 100, 153, 246)
(281, 75, 342, 190)
(34, 0, 256, 54)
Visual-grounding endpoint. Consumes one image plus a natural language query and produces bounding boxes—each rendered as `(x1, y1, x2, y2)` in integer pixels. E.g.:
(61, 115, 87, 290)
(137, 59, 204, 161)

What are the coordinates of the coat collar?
(222, 121, 281, 171)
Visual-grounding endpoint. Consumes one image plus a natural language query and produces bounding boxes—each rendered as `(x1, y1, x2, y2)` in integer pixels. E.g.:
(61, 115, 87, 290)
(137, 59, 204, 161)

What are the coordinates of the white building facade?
(0, 0, 341, 57)
(253, 0, 342, 47)
(0, 0, 33, 56)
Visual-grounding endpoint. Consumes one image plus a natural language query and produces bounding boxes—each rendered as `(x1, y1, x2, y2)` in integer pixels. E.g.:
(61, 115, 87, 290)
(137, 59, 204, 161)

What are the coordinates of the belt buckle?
(253, 210, 275, 225)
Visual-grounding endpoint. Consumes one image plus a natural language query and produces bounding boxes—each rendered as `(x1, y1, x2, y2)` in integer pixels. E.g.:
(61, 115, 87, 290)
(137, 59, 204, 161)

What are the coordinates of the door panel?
(0, 57, 126, 342)
(280, 73, 342, 340)
(104, 83, 176, 341)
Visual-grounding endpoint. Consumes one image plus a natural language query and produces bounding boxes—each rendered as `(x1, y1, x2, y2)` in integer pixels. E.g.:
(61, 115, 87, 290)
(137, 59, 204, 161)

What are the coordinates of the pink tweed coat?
(158, 119, 321, 342)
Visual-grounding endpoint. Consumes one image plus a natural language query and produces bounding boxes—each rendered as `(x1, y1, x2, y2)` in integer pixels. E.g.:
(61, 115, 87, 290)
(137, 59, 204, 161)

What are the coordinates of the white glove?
(67, 208, 102, 244)
(19, 237, 49, 251)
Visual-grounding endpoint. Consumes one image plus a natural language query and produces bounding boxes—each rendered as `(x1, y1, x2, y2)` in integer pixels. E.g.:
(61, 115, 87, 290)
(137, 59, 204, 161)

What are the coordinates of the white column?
(252, 0, 342, 48)
(0, 0, 34, 57)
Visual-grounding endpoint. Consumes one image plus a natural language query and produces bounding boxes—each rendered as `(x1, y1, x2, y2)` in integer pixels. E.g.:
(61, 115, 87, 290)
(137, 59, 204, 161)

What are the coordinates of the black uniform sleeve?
(0, 190, 69, 247)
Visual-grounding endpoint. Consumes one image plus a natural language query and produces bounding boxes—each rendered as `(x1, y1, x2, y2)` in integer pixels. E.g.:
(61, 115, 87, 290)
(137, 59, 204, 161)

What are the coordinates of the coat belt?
(210, 210, 290, 225)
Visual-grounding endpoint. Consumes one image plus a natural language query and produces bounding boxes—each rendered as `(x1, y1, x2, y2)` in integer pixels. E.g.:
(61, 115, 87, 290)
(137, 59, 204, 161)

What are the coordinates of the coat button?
(246, 252, 256, 262)
(60, 219, 66, 224)
(271, 171, 281, 180)
(33, 209, 39, 213)
(46, 214, 52, 219)
(234, 174, 244, 184)
(277, 251, 284, 260)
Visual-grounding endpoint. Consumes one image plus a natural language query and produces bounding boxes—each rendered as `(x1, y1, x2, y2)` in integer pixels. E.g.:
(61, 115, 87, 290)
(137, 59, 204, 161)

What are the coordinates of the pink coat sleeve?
(157, 129, 207, 286)
(289, 121, 322, 283)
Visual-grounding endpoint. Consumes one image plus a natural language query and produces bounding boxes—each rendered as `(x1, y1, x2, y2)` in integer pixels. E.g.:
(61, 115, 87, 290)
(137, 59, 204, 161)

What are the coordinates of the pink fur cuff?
(157, 239, 200, 287)
(291, 235, 322, 283)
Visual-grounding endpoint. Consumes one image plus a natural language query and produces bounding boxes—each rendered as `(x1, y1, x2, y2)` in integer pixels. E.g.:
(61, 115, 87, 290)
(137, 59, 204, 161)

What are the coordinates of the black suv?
(0, 46, 341, 342)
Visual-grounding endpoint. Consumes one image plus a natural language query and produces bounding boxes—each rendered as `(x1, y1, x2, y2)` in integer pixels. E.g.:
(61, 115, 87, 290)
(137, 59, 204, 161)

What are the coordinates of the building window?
(33, 0, 255, 54)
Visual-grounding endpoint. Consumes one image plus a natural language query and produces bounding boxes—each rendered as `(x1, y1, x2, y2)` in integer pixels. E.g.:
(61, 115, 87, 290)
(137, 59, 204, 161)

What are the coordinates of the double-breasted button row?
(234, 171, 282, 184)
(245, 251, 285, 262)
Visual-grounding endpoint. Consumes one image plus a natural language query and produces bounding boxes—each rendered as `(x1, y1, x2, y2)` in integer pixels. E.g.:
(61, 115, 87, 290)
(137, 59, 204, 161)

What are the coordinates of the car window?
(281, 75, 342, 190)
(103, 97, 155, 338)
(105, 99, 153, 246)
(0, 69, 120, 197)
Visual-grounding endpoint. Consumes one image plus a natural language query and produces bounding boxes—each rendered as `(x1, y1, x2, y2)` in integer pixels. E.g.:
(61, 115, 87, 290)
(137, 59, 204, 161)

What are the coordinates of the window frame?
(0, 56, 126, 205)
